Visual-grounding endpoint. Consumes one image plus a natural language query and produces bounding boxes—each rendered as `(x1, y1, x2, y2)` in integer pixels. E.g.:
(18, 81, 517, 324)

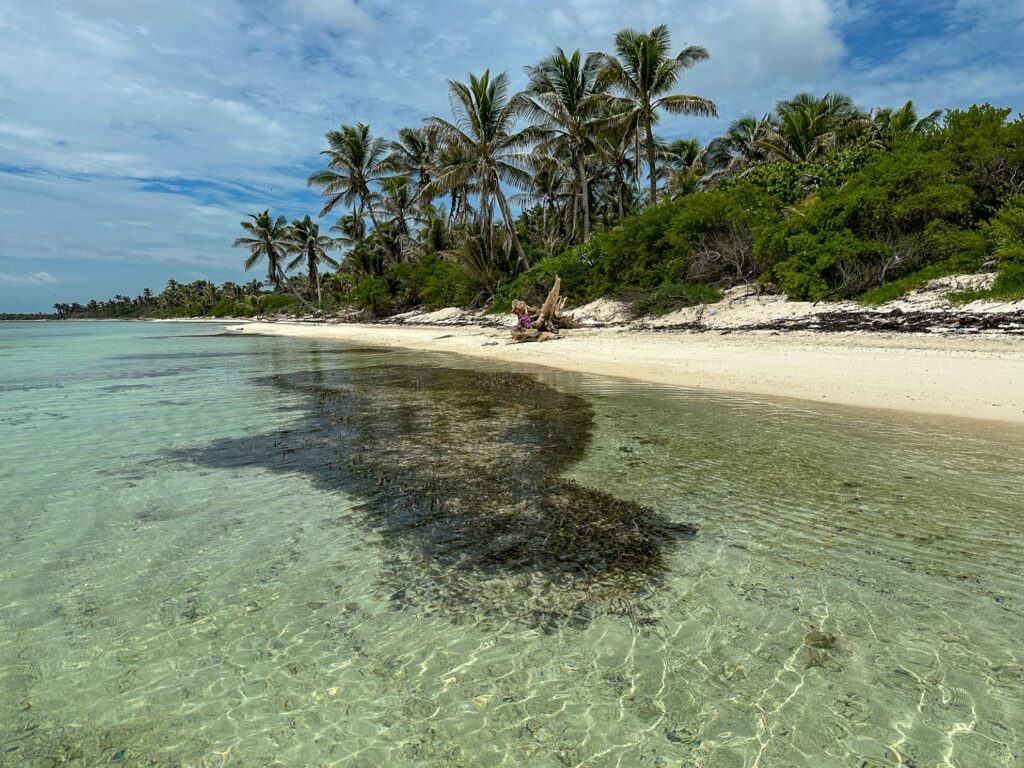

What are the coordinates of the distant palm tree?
(286, 215, 340, 308)
(511, 153, 573, 250)
(600, 24, 717, 204)
(434, 139, 477, 230)
(868, 100, 943, 146)
(705, 114, 767, 178)
(593, 121, 638, 219)
(426, 69, 537, 268)
(233, 210, 290, 288)
(387, 126, 440, 211)
(757, 92, 861, 163)
(307, 123, 390, 232)
(525, 47, 610, 241)
(657, 137, 703, 197)
(375, 176, 419, 238)
(331, 213, 367, 249)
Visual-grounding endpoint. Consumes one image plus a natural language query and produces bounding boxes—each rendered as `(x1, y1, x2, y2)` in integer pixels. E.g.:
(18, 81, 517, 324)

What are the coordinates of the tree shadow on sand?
(175, 362, 696, 630)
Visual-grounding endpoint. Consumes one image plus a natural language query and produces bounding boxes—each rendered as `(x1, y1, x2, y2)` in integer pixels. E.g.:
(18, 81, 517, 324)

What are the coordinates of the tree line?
(51, 24, 1024, 320)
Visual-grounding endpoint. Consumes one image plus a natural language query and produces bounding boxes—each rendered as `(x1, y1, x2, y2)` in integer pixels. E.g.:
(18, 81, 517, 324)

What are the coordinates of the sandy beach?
(227, 320, 1024, 425)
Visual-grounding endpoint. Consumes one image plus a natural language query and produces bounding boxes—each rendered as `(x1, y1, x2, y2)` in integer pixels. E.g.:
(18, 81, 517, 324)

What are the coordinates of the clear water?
(1, 321, 1021, 767)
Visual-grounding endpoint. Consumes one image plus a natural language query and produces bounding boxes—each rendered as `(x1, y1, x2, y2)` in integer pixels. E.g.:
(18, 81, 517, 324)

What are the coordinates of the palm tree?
(375, 176, 418, 238)
(331, 213, 367, 249)
(307, 123, 390, 233)
(387, 126, 439, 206)
(593, 121, 638, 219)
(756, 92, 862, 163)
(286, 215, 340, 308)
(425, 69, 537, 268)
(657, 137, 703, 197)
(599, 24, 716, 204)
(511, 153, 574, 251)
(704, 114, 767, 179)
(233, 210, 290, 288)
(868, 100, 942, 146)
(525, 48, 610, 241)
(434, 139, 476, 230)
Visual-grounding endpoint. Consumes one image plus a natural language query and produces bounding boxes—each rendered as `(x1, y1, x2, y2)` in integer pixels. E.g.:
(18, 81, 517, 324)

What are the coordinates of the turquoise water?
(1, 320, 1022, 767)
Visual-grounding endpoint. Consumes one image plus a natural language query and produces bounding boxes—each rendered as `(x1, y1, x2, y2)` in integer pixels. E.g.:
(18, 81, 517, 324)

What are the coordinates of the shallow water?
(1, 321, 1021, 767)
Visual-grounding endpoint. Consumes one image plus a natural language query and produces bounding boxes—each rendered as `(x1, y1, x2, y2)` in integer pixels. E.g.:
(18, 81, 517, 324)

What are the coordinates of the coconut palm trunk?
(645, 119, 659, 203)
(577, 152, 592, 240)
(307, 245, 321, 308)
(493, 180, 528, 268)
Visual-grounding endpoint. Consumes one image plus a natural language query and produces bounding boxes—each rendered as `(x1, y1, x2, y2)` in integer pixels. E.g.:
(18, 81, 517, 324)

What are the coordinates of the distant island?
(41, 24, 1024, 323)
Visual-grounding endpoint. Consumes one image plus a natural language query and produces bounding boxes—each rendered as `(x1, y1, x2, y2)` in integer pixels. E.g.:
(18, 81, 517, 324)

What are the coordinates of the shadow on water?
(176, 362, 697, 630)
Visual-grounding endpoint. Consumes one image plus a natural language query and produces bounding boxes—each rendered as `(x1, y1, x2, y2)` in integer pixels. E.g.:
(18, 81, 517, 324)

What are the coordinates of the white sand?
(227, 321, 1024, 425)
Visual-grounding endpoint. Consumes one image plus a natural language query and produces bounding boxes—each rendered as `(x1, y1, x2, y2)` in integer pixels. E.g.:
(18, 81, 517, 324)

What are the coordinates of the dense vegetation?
(51, 25, 1024, 320)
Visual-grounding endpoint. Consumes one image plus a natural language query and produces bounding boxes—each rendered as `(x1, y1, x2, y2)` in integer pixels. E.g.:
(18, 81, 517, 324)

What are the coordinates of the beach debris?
(510, 277, 580, 342)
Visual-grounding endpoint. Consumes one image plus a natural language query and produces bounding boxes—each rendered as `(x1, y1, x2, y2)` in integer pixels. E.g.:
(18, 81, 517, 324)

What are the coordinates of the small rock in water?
(804, 630, 835, 649)
(111, 749, 127, 762)
(665, 728, 700, 745)
(306, 600, 326, 610)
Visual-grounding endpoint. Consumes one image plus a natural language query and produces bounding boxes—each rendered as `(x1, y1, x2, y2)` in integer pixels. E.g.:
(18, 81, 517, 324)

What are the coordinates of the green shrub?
(208, 298, 239, 317)
(756, 140, 982, 299)
(350, 275, 393, 316)
(257, 294, 298, 314)
(986, 195, 1024, 263)
(387, 256, 477, 311)
(495, 182, 779, 311)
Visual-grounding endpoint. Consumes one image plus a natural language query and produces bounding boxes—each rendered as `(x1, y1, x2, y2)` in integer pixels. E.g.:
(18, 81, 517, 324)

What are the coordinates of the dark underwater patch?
(176, 364, 696, 629)
(113, 351, 257, 361)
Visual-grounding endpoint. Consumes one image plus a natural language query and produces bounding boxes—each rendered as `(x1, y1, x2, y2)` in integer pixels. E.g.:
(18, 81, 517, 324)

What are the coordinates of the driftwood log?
(510, 277, 580, 342)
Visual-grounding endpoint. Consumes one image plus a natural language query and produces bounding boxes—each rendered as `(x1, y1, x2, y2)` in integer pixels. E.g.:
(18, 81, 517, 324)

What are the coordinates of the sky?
(1, 0, 1023, 312)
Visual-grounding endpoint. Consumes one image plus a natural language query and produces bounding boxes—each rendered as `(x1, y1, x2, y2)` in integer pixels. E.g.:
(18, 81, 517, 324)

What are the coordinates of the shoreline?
(224, 320, 1024, 426)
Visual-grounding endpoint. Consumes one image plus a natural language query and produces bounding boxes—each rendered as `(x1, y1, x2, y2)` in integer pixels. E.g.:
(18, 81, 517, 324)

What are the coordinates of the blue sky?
(1, 0, 1022, 312)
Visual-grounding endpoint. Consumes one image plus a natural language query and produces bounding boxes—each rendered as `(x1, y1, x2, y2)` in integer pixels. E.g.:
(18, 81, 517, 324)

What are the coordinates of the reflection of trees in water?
(184, 364, 696, 629)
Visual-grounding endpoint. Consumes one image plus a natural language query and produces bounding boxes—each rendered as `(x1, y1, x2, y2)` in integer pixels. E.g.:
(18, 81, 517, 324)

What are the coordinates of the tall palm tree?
(525, 48, 610, 241)
(286, 215, 340, 308)
(756, 92, 861, 163)
(600, 24, 717, 204)
(233, 210, 290, 288)
(425, 69, 537, 268)
(307, 123, 390, 232)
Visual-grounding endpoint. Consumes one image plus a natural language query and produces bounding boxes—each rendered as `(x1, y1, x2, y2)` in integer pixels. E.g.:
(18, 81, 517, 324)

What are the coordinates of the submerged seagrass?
(180, 363, 696, 628)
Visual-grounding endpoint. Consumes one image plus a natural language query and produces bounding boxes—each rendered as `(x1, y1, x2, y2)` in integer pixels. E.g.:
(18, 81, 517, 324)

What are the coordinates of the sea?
(1, 320, 1021, 767)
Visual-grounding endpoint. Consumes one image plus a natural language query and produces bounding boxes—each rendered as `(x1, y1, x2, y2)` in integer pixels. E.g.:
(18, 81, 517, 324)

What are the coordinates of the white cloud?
(286, 0, 373, 30)
(0, 271, 58, 285)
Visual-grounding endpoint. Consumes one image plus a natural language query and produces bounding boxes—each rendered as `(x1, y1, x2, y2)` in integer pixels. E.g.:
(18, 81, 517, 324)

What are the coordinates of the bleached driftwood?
(510, 277, 580, 343)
